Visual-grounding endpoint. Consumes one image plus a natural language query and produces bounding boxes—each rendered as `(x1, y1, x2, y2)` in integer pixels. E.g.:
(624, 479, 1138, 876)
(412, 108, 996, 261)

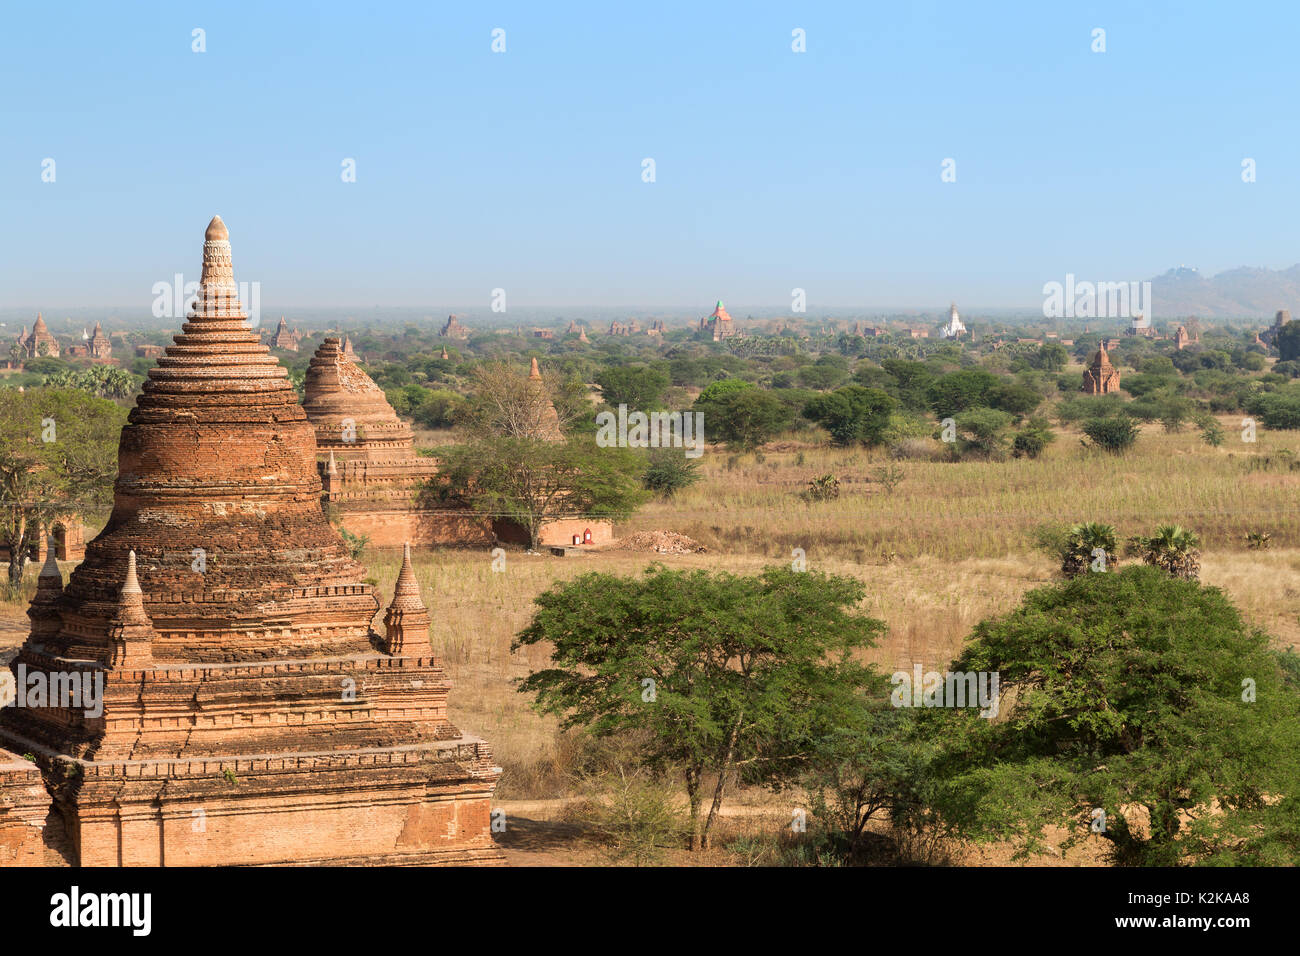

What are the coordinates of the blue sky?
(1, 1, 1296, 311)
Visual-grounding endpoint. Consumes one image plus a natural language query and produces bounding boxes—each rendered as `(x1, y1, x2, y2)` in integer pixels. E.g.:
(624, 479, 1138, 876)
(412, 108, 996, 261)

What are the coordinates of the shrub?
(1056, 394, 1125, 424)
(1247, 390, 1300, 429)
(801, 473, 841, 502)
(566, 766, 688, 865)
(1035, 522, 1118, 578)
(953, 407, 1014, 460)
(642, 449, 702, 498)
(1199, 419, 1225, 447)
(1082, 416, 1139, 452)
(1126, 524, 1202, 580)
(1012, 417, 1056, 459)
(890, 437, 945, 461)
(871, 463, 905, 495)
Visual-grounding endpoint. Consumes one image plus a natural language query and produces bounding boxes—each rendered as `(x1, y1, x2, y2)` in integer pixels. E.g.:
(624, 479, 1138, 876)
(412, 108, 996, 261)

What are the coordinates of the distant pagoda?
(270, 315, 301, 351)
(1081, 345, 1121, 394)
(703, 300, 736, 341)
(88, 321, 112, 361)
(16, 313, 60, 359)
(440, 314, 470, 340)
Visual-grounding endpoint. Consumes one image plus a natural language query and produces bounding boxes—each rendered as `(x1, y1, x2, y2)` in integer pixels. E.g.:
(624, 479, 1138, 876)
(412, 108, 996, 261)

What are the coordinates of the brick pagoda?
(15, 313, 61, 359)
(701, 300, 737, 341)
(88, 322, 113, 361)
(270, 315, 301, 351)
(1081, 345, 1121, 394)
(439, 315, 469, 340)
(0, 216, 501, 866)
(305, 336, 491, 548)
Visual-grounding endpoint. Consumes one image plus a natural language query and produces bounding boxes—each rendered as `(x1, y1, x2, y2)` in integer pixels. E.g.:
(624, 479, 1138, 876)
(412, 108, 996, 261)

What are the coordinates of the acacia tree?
(800, 704, 937, 861)
(803, 386, 895, 447)
(457, 360, 584, 439)
(430, 359, 645, 548)
(513, 565, 886, 850)
(694, 387, 791, 450)
(0, 389, 125, 585)
(929, 565, 1300, 865)
(429, 436, 647, 549)
(595, 365, 670, 411)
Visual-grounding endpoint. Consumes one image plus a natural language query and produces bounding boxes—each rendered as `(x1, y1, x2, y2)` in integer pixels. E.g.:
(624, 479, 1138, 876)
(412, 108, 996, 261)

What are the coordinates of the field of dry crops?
(358, 414, 1300, 803)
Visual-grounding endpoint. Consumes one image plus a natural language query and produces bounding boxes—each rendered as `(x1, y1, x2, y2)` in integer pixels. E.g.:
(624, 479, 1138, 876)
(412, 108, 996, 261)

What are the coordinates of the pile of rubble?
(617, 530, 707, 555)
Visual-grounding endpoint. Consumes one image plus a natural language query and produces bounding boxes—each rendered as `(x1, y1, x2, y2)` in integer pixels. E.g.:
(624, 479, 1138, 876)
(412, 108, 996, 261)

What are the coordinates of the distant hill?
(1150, 265, 1300, 320)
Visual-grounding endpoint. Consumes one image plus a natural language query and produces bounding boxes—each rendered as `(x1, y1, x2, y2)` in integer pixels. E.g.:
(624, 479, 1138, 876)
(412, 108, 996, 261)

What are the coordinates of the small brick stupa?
(0, 217, 501, 866)
(1081, 345, 1121, 394)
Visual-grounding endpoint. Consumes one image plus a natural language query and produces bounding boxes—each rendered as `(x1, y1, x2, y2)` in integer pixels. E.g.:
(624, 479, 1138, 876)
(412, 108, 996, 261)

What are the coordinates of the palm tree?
(1134, 524, 1201, 580)
(1061, 522, 1118, 578)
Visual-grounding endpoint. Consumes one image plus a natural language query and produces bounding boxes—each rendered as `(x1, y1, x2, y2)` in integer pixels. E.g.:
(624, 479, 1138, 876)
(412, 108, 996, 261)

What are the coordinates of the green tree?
(695, 378, 753, 403)
(953, 407, 1014, 459)
(1083, 415, 1139, 452)
(428, 436, 647, 550)
(925, 368, 1000, 416)
(1012, 417, 1056, 459)
(931, 566, 1300, 865)
(1246, 386, 1300, 430)
(875, 359, 934, 412)
(0, 389, 126, 586)
(796, 355, 850, 390)
(986, 383, 1042, 419)
(803, 386, 896, 447)
(1276, 321, 1300, 362)
(411, 389, 466, 429)
(641, 448, 702, 498)
(801, 704, 936, 862)
(596, 365, 670, 410)
(1032, 342, 1069, 372)
(513, 565, 886, 850)
(696, 387, 791, 450)
(42, 365, 139, 400)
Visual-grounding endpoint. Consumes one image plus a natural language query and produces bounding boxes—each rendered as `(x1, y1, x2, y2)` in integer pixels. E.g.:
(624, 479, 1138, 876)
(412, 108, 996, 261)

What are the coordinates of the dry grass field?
(2, 413, 1296, 865)
(368, 414, 1300, 865)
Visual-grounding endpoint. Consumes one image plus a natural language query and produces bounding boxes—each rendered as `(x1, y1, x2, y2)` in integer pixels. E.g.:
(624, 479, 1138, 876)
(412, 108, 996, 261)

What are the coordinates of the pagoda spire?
(106, 550, 155, 668)
(27, 538, 65, 642)
(529, 356, 542, 380)
(38, 540, 62, 584)
(383, 543, 431, 656)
